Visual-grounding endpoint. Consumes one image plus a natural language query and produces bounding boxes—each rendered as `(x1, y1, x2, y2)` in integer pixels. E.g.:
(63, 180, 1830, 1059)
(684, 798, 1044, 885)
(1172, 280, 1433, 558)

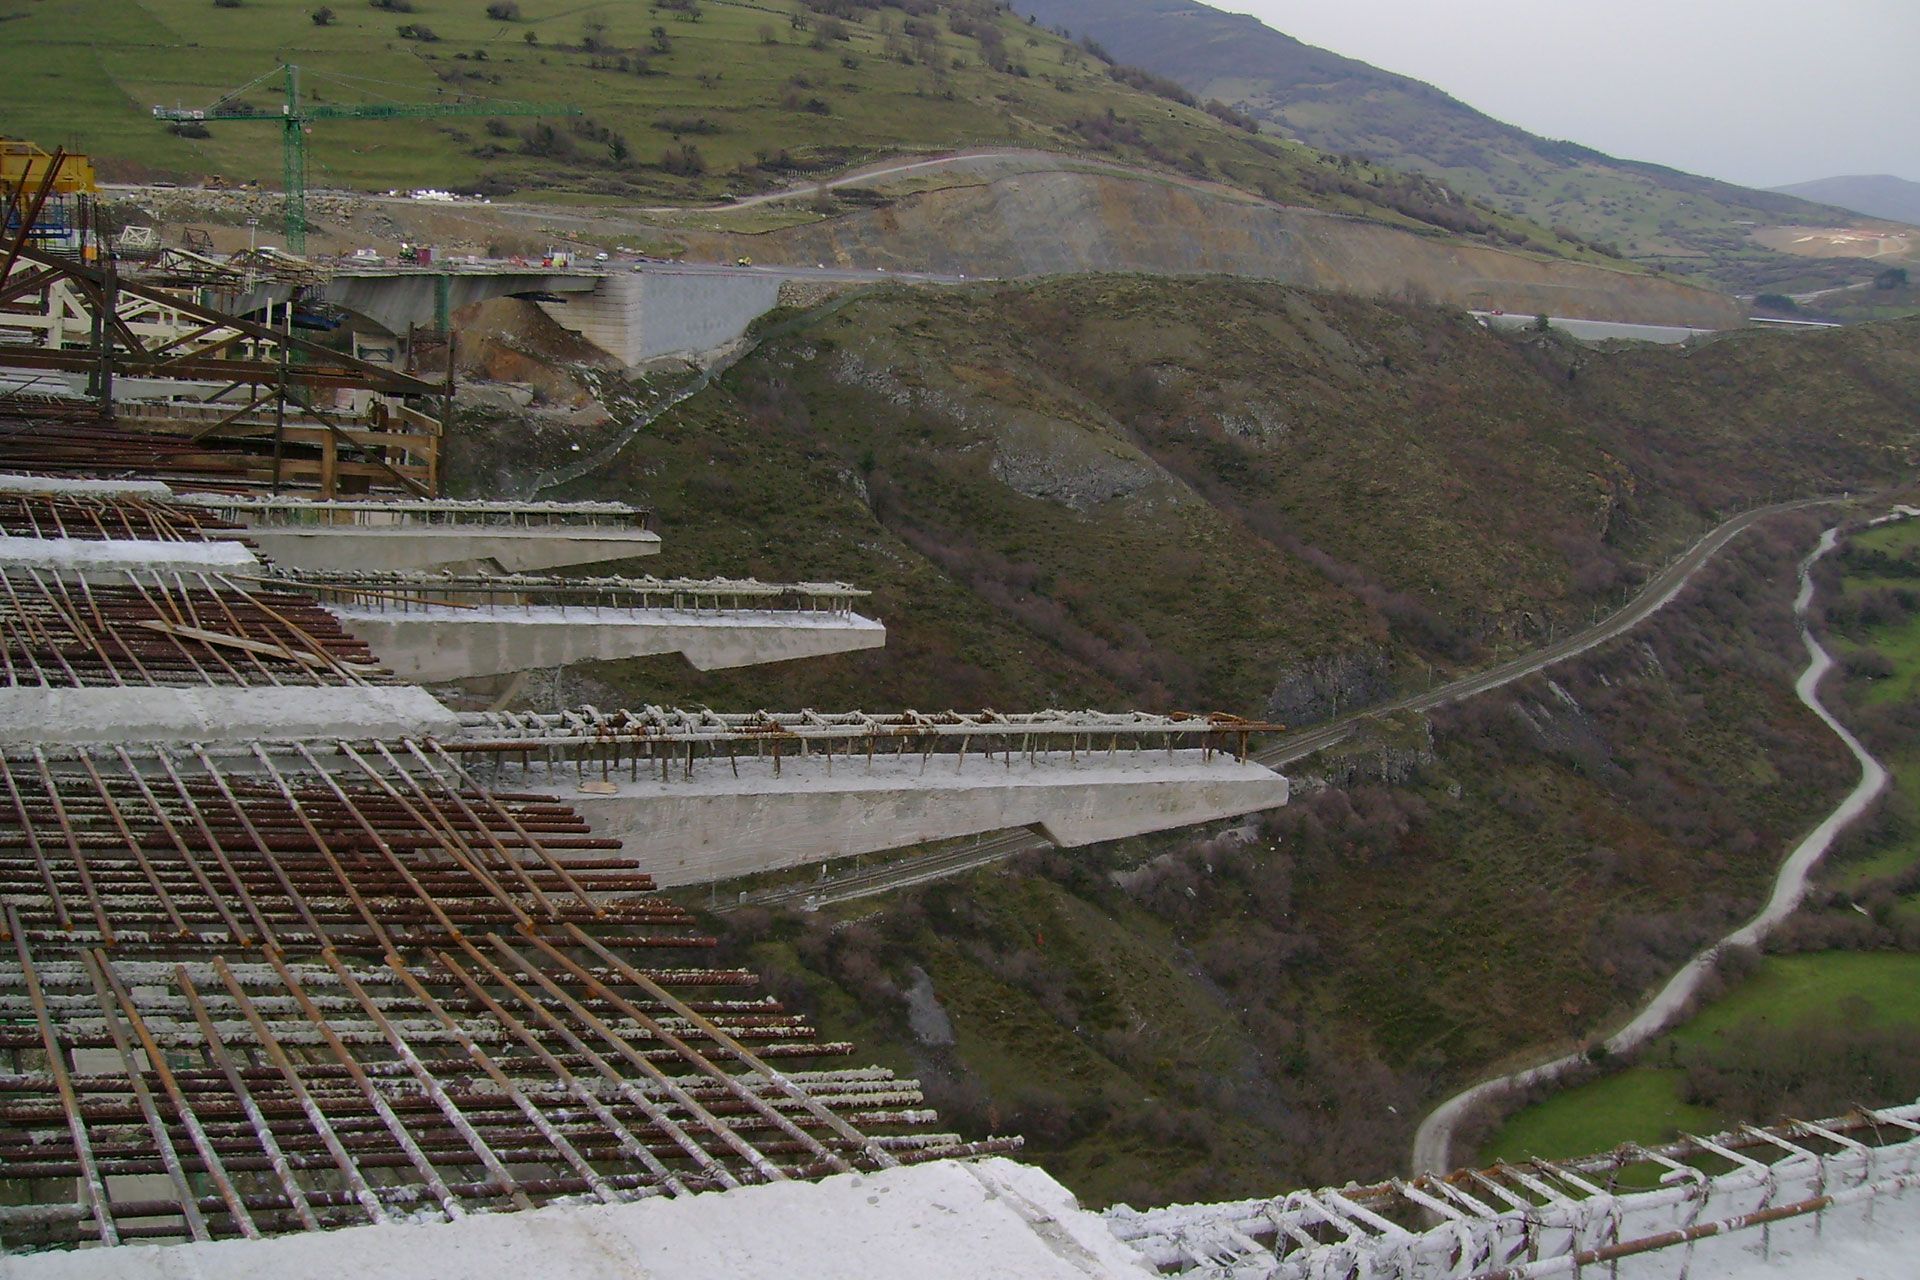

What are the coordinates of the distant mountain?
(1011, 0, 1876, 290)
(1770, 176, 1920, 227)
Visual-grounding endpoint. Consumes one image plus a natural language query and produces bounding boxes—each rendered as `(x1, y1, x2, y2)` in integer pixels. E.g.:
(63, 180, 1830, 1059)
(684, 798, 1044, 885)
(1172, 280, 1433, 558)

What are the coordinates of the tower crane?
(153, 64, 578, 253)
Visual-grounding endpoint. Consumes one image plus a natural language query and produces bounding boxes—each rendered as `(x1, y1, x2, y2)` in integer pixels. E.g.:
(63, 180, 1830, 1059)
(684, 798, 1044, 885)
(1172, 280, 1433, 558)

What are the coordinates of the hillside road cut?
(1409, 518, 1889, 1175)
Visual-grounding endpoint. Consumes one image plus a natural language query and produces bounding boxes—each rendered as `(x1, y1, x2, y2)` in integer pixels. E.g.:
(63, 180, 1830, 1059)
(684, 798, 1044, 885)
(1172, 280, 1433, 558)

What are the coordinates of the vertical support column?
(282, 64, 308, 256)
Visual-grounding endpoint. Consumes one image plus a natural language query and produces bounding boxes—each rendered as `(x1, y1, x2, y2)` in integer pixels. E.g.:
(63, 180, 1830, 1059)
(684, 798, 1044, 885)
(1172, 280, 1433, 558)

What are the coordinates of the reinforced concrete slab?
(0, 685, 460, 746)
(332, 606, 885, 682)
(206, 524, 662, 574)
(0, 1158, 1156, 1280)
(0, 473, 174, 498)
(543, 750, 1289, 886)
(0, 534, 256, 575)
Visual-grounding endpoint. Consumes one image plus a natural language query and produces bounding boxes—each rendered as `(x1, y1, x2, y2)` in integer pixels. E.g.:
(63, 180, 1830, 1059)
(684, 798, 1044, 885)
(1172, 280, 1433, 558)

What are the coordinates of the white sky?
(1222, 0, 1919, 189)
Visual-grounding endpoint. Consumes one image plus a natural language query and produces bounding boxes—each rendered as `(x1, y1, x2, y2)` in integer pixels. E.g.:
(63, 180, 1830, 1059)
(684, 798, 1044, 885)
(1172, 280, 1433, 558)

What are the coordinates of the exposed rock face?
(1264, 649, 1394, 727)
(1310, 715, 1438, 789)
(904, 966, 957, 1048)
(989, 423, 1158, 512)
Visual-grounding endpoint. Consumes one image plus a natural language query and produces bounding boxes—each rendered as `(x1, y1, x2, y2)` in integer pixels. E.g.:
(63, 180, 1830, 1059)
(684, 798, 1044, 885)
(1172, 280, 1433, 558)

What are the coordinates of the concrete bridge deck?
(175, 494, 661, 574)
(449, 708, 1287, 885)
(286, 569, 885, 682)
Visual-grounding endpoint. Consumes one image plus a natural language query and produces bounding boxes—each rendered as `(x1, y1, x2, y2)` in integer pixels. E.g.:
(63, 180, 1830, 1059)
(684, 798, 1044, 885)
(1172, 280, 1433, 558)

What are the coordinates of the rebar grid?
(0, 744, 1011, 1251)
(0, 493, 236, 542)
(1106, 1101, 1920, 1278)
(0, 569, 384, 687)
(0, 930, 1002, 1251)
(272, 568, 869, 615)
(0, 742, 657, 950)
(170, 494, 652, 532)
(0, 410, 225, 484)
(448, 707, 1279, 784)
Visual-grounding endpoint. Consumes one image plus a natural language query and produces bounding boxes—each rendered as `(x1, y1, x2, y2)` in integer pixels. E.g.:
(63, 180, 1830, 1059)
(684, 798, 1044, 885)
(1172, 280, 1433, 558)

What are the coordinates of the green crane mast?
(153, 64, 578, 254)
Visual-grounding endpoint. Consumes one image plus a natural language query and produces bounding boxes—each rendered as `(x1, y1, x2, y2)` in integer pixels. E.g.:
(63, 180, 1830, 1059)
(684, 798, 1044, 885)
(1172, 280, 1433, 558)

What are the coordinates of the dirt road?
(1409, 519, 1887, 1174)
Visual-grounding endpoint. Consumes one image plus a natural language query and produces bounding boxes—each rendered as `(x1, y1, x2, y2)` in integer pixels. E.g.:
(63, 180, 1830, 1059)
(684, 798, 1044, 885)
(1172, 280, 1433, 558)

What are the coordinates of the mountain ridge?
(1771, 175, 1920, 227)
(1010, 0, 1894, 291)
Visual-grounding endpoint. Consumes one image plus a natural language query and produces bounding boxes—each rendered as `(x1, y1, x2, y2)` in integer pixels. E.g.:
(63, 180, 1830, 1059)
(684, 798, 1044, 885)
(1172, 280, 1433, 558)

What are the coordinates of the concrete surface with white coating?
(0, 535, 256, 575)
(8, 1140, 1915, 1280)
(541, 751, 1289, 886)
(0, 473, 174, 498)
(204, 524, 661, 574)
(0, 685, 460, 746)
(330, 605, 886, 682)
(0, 1158, 1157, 1280)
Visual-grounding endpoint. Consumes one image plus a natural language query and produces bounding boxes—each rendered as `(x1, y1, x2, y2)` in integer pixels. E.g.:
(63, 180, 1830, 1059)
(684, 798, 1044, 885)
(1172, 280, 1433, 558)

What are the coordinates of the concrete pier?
(535, 268, 787, 364)
(534, 751, 1289, 886)
(332, 605, 886, 682)
(315, 264, 790, 365)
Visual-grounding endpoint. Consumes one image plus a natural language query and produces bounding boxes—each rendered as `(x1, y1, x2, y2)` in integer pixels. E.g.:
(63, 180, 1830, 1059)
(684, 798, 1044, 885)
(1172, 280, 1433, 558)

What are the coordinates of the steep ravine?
(1410, 521, 1891, 1173)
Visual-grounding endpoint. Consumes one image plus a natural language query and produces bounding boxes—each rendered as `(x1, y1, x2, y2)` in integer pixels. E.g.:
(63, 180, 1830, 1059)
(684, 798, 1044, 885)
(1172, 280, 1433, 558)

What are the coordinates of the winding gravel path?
(1410, 522, 1890, 1175)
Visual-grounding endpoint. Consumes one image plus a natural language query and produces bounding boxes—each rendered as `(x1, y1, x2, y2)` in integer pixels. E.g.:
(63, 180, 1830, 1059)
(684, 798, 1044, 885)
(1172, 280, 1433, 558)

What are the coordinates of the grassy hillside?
(0, 0, 1603, 259)
(710, 517, 1857, 1203)
(436, 279, 1920, 1201)
(454, 282, 1920, 722)
(1010, 0, 1893, 292)
(1479, 517, 1920, 1164)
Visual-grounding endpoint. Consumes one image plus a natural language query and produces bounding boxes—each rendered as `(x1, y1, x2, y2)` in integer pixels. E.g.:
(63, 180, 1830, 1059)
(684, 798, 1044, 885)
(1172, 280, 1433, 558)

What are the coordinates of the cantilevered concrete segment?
(555, 751, 1287, 886)
(337, 603, 885, 682)
(291, 570, 885, 682)
(174, 495, 661, 574)
(449, 709, 1289, 885)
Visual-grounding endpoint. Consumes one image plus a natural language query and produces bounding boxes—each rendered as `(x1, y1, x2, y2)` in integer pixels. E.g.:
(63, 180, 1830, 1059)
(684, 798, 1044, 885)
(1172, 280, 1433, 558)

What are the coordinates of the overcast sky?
(1224, 0, 1918, 189)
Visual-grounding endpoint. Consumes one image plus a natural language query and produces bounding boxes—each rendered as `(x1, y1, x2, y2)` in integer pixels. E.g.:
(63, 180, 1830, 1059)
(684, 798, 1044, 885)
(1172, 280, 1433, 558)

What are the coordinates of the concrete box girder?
(331, 605, 886, 682)
(545, 751, 1289, 886)
(205, 524, 662, 574)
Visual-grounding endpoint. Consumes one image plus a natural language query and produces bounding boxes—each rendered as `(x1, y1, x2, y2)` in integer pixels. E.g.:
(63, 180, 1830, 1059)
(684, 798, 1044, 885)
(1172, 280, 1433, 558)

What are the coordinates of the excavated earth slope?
(665, 169, 1741, 326)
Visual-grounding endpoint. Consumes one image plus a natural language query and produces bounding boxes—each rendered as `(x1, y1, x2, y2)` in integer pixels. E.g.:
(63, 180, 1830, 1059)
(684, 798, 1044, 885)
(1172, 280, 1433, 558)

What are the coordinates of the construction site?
(5, 117, 1920, 1280)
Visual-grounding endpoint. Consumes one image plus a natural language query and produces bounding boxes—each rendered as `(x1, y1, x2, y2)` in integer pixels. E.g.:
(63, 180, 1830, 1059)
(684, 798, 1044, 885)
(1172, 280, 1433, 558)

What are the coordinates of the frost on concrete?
(1113, 1099, 1920, 1280)
(0, 1158, 1157, 1280)
(0, 473, 174, 498)
(0, 535, 256, 572)
(0, 686, 460, 746)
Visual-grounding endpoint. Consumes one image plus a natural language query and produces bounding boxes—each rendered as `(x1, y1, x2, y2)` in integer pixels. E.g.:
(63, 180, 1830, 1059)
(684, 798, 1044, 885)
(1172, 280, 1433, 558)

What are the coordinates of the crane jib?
(147, 64, 579, 253)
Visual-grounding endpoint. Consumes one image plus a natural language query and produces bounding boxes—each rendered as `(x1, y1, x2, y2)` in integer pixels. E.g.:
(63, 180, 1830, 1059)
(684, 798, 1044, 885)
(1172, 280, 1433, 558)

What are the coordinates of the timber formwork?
(0, 568, 384, 687)
(0, 234, 448, 498)
(0, 744, 1003, 1251)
